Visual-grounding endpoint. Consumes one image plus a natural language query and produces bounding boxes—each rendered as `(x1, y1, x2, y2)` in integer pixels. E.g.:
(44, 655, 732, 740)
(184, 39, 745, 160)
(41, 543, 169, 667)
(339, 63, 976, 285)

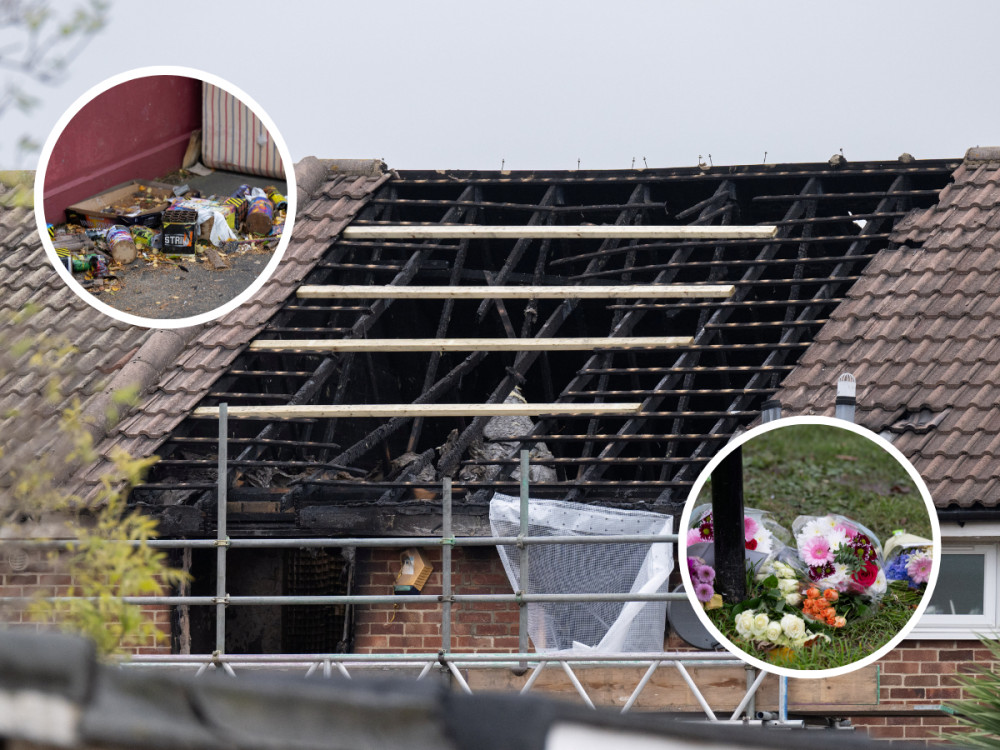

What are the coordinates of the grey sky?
(7, 0, 998, 171)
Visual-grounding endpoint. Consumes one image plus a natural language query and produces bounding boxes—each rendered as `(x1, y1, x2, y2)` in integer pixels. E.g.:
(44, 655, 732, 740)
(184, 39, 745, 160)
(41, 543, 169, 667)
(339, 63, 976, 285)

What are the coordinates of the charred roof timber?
(133, 158, 956, 536)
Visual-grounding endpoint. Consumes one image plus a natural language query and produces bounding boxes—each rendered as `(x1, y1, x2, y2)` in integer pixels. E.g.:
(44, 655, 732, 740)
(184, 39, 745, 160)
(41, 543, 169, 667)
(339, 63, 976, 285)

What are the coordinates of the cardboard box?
(64, 180, 176, 229)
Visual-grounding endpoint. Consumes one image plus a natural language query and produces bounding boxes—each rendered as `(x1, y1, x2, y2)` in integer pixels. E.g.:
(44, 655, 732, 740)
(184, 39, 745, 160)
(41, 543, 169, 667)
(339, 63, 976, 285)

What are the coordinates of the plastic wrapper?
(791, 514, 887, 609)
(883, 532, 933, 589)
(685, 504, 791, 574)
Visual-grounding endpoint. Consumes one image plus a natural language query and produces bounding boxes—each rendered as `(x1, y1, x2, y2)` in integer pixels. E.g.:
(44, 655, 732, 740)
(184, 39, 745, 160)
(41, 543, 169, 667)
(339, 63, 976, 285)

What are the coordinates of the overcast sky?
(5, 1, 998, 171)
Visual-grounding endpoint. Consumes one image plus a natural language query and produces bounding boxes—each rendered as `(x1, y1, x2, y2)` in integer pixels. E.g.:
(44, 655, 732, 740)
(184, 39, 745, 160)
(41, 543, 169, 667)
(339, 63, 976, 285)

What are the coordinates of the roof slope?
(0, 160, 388, 504)
(776, 148, 1000, 509)
(134, 157, 956, 533)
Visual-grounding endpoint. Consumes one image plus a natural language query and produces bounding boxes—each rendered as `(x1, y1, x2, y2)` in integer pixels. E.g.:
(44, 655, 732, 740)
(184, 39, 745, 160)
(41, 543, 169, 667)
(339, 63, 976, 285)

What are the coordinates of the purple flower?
(695, 564, 716, 584)
(695, 583, 715, 603)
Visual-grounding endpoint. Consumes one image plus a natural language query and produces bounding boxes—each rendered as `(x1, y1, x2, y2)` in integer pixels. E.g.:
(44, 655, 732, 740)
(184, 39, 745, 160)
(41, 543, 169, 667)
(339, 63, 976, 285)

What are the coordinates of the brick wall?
(849, 639, 990, 742)
(0, 547, 172, 655)
(354, 547, 521, 653)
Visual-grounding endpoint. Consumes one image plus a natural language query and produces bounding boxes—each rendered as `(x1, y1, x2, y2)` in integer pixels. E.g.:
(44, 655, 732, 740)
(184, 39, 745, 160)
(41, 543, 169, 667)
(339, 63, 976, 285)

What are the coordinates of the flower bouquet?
(686, 504, 791, 572)
(883, 532, 933, 589)
(791, 514, 887, 621)
(733, 608, 828, 651)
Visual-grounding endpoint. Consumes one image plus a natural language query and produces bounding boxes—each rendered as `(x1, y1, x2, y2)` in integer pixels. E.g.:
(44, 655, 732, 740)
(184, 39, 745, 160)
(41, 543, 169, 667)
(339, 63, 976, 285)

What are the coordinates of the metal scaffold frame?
(4, 404, 779, 721)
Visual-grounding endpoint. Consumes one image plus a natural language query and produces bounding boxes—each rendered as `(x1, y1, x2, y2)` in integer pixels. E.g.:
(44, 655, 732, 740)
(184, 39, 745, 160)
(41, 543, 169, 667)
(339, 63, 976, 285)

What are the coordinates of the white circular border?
(678, 415, 942, 680)
(34, 65, 297, 329)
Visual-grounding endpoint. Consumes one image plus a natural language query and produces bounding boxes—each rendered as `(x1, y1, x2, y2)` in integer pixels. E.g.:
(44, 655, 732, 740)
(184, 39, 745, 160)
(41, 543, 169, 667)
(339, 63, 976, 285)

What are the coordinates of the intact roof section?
(776, 149, 1000, 509)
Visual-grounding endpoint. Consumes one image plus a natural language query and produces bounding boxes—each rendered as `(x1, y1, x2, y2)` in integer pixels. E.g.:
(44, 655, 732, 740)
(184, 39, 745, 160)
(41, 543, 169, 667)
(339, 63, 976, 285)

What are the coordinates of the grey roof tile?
(776, 155, 1000, 508)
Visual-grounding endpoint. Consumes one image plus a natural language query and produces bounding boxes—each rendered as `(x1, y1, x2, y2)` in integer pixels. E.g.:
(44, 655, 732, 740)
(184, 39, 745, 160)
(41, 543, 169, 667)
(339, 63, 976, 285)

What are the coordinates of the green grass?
(707, 577, 926, 670)
(699, 423, 931, 541)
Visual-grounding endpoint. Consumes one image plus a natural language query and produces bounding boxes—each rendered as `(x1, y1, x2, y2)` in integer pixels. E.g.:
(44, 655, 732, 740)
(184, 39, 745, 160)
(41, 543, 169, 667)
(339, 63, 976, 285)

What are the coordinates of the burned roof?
(132, 157, 957, 536)
(777, 148, 1000, 510)
(0, 160, 388, 507)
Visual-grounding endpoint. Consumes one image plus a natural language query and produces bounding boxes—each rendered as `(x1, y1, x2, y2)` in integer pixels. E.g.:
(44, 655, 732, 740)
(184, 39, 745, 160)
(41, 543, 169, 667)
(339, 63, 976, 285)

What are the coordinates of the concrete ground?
(82, 168, 288, 321)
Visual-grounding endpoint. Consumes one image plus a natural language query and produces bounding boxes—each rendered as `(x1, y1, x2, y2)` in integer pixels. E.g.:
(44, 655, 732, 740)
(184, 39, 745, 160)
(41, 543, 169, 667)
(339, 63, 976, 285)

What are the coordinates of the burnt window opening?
(181, 547, 352, 654)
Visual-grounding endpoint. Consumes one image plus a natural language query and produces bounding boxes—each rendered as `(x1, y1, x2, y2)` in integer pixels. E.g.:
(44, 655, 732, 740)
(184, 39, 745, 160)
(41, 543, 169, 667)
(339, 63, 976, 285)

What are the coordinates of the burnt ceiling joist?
(133, 159, 957, 534)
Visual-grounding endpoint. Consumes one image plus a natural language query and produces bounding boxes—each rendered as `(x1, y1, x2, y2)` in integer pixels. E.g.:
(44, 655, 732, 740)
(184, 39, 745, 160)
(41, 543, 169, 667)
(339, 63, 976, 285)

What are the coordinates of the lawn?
(698, 424, 931, 540)
(693, 423, 933, 670)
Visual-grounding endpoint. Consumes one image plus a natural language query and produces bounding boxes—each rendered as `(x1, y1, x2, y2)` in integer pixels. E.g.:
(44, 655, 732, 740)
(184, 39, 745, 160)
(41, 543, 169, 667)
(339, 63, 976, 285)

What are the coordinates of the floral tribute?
(734, 609, 827, 650)
(793, 514, 887, 598)
(884, 534, 933, 589)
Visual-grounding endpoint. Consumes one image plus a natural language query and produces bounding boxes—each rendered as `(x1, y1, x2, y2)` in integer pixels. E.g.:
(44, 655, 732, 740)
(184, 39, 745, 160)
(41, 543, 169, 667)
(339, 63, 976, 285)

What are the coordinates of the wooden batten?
(248, 337, 693, 353)
(296, 284, 736, 300)
(341, 225, 778, 240)
(193, 403, 644, 419)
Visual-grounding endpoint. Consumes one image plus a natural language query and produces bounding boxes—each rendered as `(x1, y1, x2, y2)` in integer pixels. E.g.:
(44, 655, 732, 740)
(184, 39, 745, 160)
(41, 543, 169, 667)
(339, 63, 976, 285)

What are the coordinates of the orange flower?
(833, 616, 846, 628)
(806, 587, 820, 599)
(823, 589, 839, 602)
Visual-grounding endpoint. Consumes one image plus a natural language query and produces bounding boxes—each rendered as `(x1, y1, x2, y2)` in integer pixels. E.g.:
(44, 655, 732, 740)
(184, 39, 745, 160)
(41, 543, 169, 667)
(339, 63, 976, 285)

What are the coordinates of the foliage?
(0, 0, 109, 163)
(944, 635, 1000, 748)
(2, 309, 188, 656)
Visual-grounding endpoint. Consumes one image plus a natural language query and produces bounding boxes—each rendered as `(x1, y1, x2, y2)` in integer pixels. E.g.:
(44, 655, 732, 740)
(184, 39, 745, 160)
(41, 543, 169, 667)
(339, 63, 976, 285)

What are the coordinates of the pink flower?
(801, 536, 833, 565)
(744, 516, 760, 543)
(694, 583, 714, 603)
(687, 528, 704, 547)
(907, 554, 933, 584)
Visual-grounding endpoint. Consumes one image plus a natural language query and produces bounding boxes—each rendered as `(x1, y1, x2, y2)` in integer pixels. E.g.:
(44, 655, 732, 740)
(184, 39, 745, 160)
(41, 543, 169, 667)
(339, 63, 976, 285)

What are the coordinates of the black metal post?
(711, 446, 746, 601)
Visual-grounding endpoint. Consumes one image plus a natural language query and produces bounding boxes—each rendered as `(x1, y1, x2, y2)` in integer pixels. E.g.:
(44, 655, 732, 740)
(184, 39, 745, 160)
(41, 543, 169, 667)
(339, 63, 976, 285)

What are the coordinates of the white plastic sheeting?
(490, 494, 673, 653)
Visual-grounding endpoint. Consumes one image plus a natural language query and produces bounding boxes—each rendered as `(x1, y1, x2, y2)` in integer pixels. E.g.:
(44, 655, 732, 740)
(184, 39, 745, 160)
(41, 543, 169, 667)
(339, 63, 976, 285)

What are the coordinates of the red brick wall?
(848, 639, 990, 742)
(354, 547, 521, 654)
(0, 551, 172, 656)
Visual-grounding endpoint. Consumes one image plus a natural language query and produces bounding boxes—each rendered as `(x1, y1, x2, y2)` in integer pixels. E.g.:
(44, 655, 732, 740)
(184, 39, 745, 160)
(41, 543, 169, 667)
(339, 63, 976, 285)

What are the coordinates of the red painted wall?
(43, 75, 201, 221)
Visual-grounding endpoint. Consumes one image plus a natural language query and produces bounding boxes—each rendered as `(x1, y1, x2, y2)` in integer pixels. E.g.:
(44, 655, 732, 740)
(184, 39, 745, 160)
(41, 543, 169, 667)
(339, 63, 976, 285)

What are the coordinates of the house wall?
(0, 548, 171, 656)
(42, 75, 201, 221)
(354, 547, 520, 653)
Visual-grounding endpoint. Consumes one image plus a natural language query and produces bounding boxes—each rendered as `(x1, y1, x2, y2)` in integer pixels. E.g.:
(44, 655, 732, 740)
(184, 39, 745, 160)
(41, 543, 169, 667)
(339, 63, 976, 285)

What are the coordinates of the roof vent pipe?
(761, 399, 782, 424)
(835, 373, 856, 423)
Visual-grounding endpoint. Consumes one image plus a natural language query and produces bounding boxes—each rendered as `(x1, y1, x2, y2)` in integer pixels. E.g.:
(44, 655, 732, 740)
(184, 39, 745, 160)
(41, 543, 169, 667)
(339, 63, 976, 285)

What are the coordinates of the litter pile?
(50, 177, 286, 294)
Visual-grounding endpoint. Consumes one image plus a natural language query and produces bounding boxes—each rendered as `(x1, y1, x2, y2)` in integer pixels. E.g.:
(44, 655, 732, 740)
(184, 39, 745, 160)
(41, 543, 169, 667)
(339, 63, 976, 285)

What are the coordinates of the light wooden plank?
(342, 225, 778, 240)
(248, 337, 692, 353)
(296, 284, 735, 300)
(192, 403, 644, 419)
(466, 665, 878, 712)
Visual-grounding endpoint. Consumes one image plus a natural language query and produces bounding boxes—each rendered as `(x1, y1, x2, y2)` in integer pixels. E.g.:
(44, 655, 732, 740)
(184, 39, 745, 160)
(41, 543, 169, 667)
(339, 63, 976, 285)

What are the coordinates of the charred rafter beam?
(319, 184, 480, 450)
(427, 183, 653, 490)
(666, 174, 912, 494)
(569, 178, 823, 495)
(482, 180, 739, 496)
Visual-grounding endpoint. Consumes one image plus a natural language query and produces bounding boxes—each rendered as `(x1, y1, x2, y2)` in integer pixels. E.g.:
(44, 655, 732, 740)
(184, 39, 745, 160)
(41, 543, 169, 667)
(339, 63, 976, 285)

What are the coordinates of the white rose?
(780, 613, 806, 641)
(785, 592, 802, 607)
(778, 579, 798, 594)
(735, 611, 755, 637)
(752, 612, 770, 637)
(765, 621, 783, 642)
(774, 562, 794, 579)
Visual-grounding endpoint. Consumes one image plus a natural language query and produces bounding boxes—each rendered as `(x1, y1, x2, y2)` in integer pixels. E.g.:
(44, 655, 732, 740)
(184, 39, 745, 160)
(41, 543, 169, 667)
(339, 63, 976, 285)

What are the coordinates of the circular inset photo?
(679, 416, 940, 678)
(35, 66, 294, 327)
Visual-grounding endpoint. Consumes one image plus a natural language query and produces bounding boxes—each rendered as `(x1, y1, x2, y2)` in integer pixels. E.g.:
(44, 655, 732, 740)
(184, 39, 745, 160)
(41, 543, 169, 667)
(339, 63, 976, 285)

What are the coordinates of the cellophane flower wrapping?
(883, 533, 933, 589)
(792, 514, 887, 611)
(686, 504, 791, 571)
